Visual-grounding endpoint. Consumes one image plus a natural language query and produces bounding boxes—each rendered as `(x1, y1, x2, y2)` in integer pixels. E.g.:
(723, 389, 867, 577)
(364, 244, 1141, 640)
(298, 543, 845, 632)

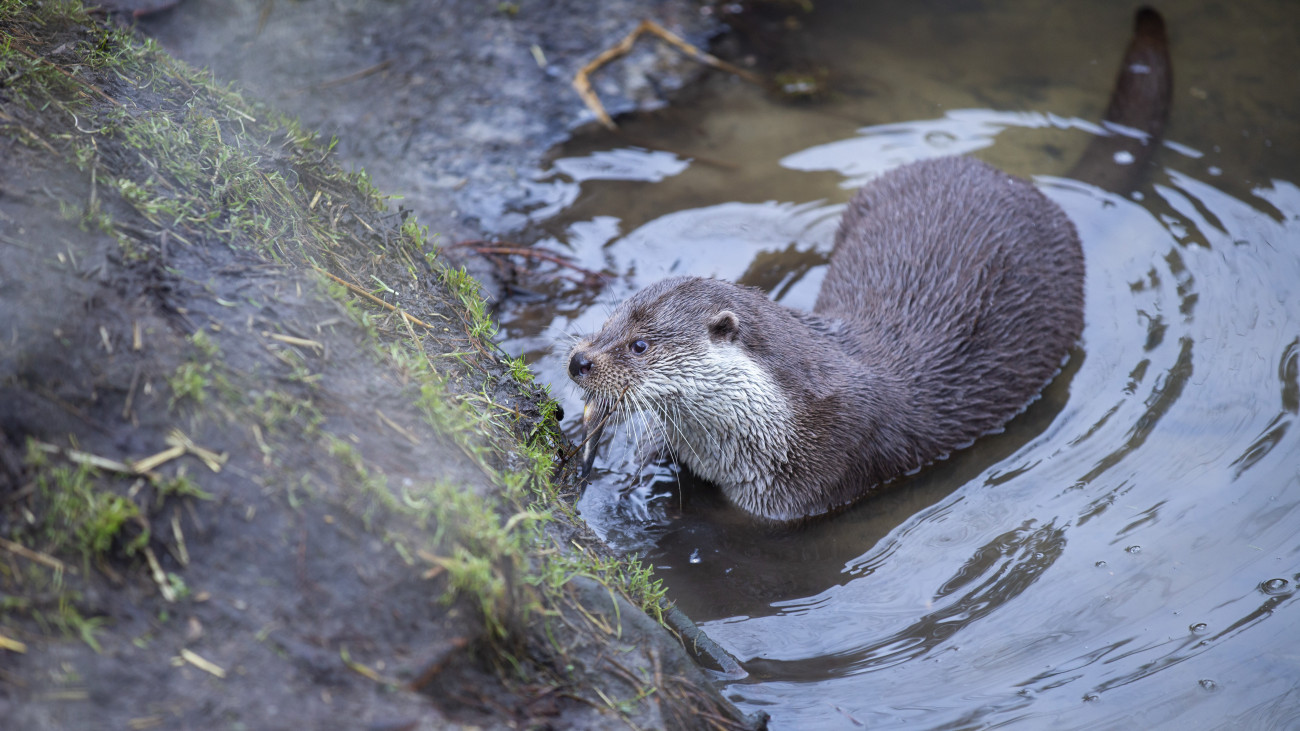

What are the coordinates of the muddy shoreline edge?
(0, 3, 765, 728)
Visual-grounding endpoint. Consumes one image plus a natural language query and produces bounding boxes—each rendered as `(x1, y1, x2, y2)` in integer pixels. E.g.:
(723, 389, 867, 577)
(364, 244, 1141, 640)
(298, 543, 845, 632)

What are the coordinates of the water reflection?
(742, 521, 1069, 678)
(780, 109, 1117, 188)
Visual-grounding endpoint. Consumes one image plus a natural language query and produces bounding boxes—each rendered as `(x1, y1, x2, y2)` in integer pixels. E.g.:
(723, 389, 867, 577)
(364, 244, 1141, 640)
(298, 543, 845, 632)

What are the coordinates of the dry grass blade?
(265, 332, 325, 354)
(178, 648, 226, 678)
(340, 646, 399, 685)
(9, 41, 123, 107)
(164, 429, 228, 472)
(129, 430, 227, 473)
(32, 441, 157, 480)
(376, 409, 421, 446)
(312, 265, 438, 331)
(0, 536, 73, 574)
(171, 514, 189, 567)
(142, 539, 177, 602)
(0, 633, 29, 654)
(131, 445, 185, 474)
(127, 715, 165, 731)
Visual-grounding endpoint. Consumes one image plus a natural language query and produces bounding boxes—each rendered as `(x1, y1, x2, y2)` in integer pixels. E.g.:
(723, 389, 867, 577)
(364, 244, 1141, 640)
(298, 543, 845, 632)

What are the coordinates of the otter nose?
(569, 352, 593, 379)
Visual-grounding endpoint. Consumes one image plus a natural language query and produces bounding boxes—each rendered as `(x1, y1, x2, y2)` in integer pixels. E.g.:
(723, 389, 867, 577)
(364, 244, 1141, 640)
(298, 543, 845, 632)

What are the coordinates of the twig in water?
(573, 19, 760, 129)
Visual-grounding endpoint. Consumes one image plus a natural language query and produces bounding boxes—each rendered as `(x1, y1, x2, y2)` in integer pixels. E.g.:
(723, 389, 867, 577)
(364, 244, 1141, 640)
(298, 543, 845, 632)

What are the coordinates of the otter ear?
(708, 310, 740, 343)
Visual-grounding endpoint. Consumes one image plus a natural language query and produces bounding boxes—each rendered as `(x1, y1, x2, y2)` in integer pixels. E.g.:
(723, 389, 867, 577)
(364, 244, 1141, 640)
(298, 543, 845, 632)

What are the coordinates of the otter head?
(567, 276, 795, 491)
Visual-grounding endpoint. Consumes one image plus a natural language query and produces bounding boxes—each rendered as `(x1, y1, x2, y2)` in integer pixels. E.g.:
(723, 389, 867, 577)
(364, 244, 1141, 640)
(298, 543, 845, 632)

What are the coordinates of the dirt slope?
(0, 5, 760, 729)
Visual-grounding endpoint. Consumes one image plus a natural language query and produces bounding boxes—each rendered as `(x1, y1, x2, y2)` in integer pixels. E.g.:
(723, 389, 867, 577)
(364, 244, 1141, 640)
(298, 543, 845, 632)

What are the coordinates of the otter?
(567, 8, 1172, 521)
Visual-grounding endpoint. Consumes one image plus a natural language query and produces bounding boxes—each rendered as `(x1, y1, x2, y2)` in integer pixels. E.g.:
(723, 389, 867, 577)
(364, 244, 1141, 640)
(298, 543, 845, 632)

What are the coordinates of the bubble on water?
(1125, 545, 1141, 554)
(1095, 560, 1108, 568)
(689, 548, 702, 565)
(1261, 578, 1289, 595)
(1189, 622, 1209, 635)
(1199, 679, 1218, 692)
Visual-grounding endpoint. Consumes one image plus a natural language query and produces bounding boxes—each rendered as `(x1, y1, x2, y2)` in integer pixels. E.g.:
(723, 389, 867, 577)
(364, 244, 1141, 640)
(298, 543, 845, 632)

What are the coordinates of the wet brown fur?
(568, 8, 1171, 521)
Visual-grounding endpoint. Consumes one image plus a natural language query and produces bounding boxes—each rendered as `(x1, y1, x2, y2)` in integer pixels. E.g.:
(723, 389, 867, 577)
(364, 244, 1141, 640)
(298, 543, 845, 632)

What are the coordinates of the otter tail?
(1067, 7, 1173, 193)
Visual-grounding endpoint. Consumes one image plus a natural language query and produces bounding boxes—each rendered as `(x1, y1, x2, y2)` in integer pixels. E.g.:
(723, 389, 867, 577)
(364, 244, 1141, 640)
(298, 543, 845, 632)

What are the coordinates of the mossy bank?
(0, 3, 760, 728)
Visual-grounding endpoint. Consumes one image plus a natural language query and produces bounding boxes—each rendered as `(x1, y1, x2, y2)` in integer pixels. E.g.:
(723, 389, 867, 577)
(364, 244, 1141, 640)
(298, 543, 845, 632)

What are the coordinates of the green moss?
(167, 361, 211, 408)
(273, 346, 322, 386)
(166, 330, 231, 409)
(2, 563, 106, 652)
(506, 354, 534, 385)
(24, 441, 147, 565)
(189, 329, 219, 359)
(251, 390, 323, 436)
(441, 266, 498, 341)
(542, 549, 669, 624)
(157, 468, 213, 502)
(49, 593, 107, 653)
(423, 481, 547, 638)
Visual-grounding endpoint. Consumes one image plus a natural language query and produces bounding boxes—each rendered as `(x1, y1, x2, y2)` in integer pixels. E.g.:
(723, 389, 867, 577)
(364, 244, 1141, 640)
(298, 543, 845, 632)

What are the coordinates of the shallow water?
(499, 1, 1300, 727)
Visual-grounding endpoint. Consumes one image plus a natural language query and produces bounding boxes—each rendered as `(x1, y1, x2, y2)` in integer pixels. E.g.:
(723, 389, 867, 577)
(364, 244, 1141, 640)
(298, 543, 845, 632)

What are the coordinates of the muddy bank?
(131, 0, 726, 239)
(0, 4, 761, 728)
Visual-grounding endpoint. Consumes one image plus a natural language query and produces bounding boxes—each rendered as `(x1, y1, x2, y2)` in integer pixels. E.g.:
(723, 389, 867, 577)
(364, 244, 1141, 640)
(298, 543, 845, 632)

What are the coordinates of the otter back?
(816, 156, 1084, 475)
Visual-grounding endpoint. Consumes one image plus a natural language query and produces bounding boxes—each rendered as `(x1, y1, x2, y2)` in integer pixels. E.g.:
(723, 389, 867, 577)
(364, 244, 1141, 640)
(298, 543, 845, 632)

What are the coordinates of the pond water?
(498, 1, 1300, 727)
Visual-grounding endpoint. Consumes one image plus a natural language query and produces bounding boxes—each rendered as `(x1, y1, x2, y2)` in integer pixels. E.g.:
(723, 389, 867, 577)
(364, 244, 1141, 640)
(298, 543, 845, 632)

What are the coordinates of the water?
(498, 1, 1300, 727)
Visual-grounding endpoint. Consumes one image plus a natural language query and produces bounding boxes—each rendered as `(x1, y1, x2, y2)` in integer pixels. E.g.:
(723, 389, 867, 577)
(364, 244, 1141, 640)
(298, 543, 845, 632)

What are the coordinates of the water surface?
(499, 2, 1300, 727)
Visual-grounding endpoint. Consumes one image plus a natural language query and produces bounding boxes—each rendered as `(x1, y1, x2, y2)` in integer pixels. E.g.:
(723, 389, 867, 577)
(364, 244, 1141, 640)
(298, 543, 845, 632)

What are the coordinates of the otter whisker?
(553, 329, 583, 349)
(631, 394, 656, 441)
(627, 392, 665, 473)
(665, 400, 711, 470)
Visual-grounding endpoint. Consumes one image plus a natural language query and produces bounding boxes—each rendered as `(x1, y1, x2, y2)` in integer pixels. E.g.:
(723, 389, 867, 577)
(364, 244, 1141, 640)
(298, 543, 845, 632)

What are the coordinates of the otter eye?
(629, 339, 648, 354)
